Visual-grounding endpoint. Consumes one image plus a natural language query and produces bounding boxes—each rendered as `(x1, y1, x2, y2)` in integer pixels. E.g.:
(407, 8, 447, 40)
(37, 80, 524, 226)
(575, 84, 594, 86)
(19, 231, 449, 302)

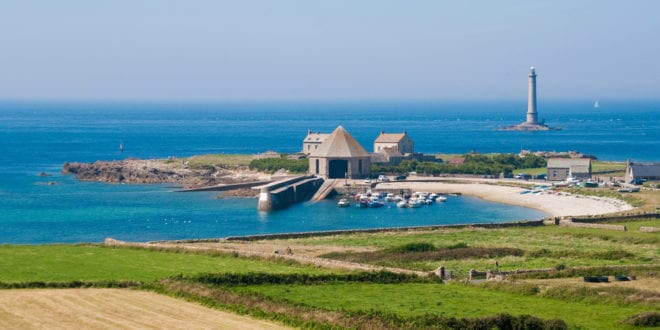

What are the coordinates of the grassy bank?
(0, 244, 327, 283)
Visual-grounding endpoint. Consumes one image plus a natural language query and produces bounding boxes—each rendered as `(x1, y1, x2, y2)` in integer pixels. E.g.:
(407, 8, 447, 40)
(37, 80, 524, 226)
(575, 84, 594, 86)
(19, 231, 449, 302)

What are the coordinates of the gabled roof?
(630, 163, 660, 177)
(547, 158, 591, 169)
(304, 132, 330, 143)
(374, 131, 407, 143)
(314, 126, 370, 158)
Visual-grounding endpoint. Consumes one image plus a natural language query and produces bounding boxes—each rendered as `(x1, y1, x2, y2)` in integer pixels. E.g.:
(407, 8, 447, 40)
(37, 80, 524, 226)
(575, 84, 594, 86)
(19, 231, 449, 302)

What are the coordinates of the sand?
(0, 289, 291, 330)
(378, 179, 633, 217)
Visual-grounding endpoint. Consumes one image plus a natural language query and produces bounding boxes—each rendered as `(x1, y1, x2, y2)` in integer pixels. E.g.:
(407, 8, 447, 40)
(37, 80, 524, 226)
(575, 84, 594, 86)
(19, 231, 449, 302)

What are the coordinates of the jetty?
(254, 175, 324, 211)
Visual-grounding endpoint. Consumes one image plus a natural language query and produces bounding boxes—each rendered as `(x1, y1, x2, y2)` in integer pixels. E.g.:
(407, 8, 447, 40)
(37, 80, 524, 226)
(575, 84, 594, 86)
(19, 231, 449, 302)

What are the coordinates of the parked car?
(363, 178, 372, 184)
(394, 175, 407, 181)
(535, 173, 547, 180)
(378, 175, 390, 182)
(630, 179, 645, 185)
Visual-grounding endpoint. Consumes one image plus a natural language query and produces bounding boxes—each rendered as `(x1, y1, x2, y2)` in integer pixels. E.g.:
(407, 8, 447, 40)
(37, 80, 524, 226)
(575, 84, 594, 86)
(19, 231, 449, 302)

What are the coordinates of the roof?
(304, 132, 330, 143)
(547, 158, 591, 169)
(630, 163, 660, 177)
(380, 147, 403, 157)
(374, 131, 407, 143)
(314, 126, 370, 158)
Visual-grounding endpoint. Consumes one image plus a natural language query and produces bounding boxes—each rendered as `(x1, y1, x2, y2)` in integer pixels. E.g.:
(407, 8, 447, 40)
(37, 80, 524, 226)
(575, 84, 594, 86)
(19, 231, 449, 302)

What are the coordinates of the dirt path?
(105, 238, 431, 277)
(0, 288, 291, 330)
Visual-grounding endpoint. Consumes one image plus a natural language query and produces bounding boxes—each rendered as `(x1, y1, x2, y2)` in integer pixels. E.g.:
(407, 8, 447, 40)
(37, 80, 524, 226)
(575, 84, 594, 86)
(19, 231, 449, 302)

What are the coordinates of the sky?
(1, 1, 658, 101)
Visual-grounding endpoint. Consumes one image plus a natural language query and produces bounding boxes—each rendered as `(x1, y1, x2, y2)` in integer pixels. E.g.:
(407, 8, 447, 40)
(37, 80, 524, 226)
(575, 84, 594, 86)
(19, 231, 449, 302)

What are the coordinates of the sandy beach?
(378, 179, 633, 217)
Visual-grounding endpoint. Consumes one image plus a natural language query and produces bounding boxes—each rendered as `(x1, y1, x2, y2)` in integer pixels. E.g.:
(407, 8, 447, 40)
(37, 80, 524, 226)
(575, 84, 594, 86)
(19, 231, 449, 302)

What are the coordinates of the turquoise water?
(1, 100, 657, 244)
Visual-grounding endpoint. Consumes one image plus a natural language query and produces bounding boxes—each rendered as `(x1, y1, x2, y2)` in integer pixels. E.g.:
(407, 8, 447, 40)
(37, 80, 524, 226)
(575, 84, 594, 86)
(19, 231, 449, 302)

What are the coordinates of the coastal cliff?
(62, 159, 272, 188)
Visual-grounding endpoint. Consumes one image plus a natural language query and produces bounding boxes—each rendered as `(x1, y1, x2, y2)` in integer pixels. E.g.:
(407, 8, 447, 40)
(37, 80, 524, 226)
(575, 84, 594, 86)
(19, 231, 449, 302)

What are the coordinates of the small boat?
(594, 100, 599, 108)
(408, 199, 423, 208)
(355, 197, 370, 208)
(369, 200, 384, 208)
(396, 200, 409, 208)
(436, 196, 447, 202)
(337, 198, 351, 207)
(519, 190, 531, 194)
(384, 193, 395, 202)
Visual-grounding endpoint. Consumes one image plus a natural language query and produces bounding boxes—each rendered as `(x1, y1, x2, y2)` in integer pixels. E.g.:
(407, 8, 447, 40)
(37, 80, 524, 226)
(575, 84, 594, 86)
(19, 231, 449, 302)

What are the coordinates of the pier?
(254, 175, 324, 211)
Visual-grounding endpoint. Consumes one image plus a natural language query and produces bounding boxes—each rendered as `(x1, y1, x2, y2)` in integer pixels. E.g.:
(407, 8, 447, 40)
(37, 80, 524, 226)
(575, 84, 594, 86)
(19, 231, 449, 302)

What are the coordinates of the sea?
(1, 100, 658, 244)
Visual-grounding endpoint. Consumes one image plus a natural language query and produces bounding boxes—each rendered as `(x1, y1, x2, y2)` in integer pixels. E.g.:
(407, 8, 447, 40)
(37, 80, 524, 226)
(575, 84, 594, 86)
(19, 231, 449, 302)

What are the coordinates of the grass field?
(0, 245, 327, 282)
(1, 218, 658, 329)
(289, 220, 659, 274)
(164, 154, 253, 168)
(228, 282, 655, 329)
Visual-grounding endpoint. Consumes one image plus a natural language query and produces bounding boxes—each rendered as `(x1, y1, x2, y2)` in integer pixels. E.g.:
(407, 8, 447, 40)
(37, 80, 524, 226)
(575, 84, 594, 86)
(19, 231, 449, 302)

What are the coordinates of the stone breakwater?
(62, 159, 271, 188)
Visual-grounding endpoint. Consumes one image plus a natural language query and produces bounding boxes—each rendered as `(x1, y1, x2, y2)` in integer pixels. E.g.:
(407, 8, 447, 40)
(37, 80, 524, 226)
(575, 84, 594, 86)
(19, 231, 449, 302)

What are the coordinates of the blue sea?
(1, 100, 658, 244)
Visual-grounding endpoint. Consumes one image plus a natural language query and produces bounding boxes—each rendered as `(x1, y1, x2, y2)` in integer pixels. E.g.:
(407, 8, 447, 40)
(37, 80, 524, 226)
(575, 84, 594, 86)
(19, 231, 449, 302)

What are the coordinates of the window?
(552, 171, 557, 178)
(358, 160, 363, 174)
(315, 159, 319, 174)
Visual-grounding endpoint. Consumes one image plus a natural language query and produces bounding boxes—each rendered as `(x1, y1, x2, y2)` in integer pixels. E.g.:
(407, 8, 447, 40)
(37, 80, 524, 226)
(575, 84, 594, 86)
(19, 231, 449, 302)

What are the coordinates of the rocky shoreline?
(62, 159, 273, 188)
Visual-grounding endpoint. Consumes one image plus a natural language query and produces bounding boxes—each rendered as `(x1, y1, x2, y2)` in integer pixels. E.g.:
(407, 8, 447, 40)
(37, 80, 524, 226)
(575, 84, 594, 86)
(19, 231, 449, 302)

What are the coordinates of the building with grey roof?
(625, 161, 660, 183)
(302, 131, 330, 156)
(308, 126, 371, 179)
(546, 158, 592, 181)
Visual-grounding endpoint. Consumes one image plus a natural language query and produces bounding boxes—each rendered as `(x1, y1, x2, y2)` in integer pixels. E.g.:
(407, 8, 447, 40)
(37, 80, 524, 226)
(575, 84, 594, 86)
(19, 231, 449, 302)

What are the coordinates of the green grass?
(229, 282, 656, 329)
(592, 160, 626, 173)
(288, 220, 660, 273)
(164, 154, 252, 168)
(0, 245, 327, 282)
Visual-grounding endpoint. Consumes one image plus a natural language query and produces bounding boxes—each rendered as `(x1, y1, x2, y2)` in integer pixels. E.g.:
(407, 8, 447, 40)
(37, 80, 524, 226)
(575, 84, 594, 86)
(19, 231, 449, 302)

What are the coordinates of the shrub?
(386, 242, 436, 253)
(249, 158, 308, 173)
(623, 312, 660, 327)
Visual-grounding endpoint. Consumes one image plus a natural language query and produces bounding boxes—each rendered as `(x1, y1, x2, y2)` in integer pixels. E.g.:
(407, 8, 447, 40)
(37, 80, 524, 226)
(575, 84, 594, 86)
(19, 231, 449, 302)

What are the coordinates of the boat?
(436, 196, 447, 202)
(369, 200, 385, 208)
(396, 200, 409, 208)
(337, 198, 351, 207)
(594, 100, 599, 108)
(408, 199, 423, 208)
(355, 197, 370, 208)
(384, 193, 395, 202)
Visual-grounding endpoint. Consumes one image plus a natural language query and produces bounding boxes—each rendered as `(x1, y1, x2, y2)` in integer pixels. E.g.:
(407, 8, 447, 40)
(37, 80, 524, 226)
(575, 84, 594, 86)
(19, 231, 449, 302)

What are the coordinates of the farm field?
(0, 288, 290, 329)
(1, 218, 658, 329)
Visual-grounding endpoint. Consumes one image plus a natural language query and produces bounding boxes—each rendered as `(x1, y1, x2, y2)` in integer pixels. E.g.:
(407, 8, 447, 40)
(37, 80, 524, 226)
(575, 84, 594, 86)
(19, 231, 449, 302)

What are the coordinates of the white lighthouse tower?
(526, 66, 538, 125)
(501, 66, 553, 130)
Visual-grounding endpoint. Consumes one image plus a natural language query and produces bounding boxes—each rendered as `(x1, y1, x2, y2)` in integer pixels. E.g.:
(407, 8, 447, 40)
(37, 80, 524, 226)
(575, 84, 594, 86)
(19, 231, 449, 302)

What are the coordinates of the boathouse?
(625, 161, 660, 183)
(546, 158, 592, 181)
(308, 126, 371, 179)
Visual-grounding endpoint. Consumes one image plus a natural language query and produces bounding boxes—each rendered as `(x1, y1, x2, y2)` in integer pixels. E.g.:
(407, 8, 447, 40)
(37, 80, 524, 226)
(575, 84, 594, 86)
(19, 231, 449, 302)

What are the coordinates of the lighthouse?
(526, 66, 538, 125)
(500, 66, 554, 130)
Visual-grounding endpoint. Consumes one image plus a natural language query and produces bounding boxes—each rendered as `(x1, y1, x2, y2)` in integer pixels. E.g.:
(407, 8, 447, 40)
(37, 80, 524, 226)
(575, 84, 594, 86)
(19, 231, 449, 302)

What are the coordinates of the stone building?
(625, 161, 660, 183)
(546, 158, 592, 181)
(308, 126, 371, 179)
(302, 131, 330, 156)
(373, 131, 414, 154)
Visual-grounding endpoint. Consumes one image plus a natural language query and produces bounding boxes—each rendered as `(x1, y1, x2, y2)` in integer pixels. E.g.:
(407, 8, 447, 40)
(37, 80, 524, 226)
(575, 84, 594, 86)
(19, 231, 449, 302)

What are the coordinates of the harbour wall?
(257, 176, 324, 211)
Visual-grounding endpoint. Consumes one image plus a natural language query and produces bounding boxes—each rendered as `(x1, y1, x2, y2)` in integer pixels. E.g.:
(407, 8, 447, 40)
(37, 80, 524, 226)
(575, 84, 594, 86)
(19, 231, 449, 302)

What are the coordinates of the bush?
(624, 312, 660, 327)
(249, 158, 308, 173)
(386, 242, 436, 253)
(185, 271, 436, 286)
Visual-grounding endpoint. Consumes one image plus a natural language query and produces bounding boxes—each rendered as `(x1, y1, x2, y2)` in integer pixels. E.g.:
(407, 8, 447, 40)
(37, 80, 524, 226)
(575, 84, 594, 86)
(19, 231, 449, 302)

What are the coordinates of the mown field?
(0, 244, 328, 283)
(1, 218, 658, 329)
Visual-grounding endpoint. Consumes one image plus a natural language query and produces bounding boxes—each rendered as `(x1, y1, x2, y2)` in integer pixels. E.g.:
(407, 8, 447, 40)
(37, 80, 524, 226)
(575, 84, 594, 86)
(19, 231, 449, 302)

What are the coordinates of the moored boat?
(337, 198, 351, 207)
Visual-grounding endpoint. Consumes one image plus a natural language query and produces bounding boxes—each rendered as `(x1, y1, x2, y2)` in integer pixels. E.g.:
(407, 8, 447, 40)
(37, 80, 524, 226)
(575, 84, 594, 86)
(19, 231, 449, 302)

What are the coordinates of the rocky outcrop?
(62, 159, 270, 188)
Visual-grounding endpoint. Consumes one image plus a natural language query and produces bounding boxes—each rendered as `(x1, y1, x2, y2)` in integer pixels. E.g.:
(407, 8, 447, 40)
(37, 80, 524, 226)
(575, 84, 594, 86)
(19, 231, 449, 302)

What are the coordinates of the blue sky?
(1, 1, 658, 101)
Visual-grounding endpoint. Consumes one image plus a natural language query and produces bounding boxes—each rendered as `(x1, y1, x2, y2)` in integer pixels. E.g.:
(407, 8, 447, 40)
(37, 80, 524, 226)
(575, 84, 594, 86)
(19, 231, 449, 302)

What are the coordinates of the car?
(363, 178, 372, 184)
(535, 173, 547, 180)
(377, 175, 390, 182)
(630, 179, 645, 185)
(394, 175, 407, 181)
